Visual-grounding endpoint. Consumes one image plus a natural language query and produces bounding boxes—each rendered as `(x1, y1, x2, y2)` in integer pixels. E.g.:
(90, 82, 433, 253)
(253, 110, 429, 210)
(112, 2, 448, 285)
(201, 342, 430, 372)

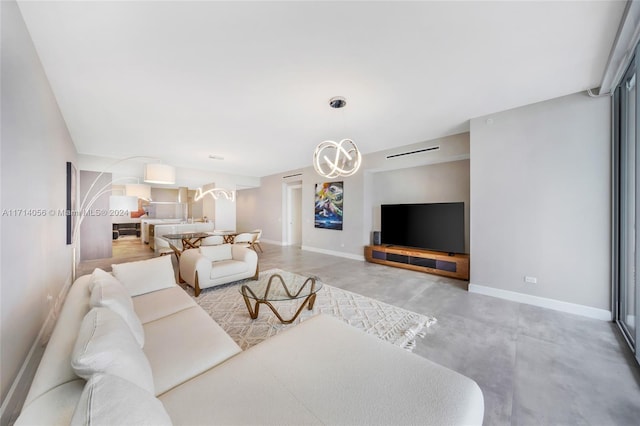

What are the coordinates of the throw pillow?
(88, 268, 121, 292)
(199, 244, 232, 262)
(71, 308, 155, 394)
(71, 374, 172, 426)
(90, 273, 145, 347)
(111, 256, 176, 297)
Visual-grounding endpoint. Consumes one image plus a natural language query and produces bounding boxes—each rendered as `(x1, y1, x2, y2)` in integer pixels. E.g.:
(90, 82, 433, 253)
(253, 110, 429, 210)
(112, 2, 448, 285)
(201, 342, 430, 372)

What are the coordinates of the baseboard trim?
(468, 283, 612, 321)
(0, 275, 73, 424)
(301, 245, 365, 262)
(261, 238, 285, 246)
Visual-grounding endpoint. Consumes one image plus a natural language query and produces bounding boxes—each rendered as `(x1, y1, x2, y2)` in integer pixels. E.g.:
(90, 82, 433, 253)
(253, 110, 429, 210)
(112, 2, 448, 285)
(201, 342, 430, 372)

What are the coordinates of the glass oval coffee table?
(239, 271, 322, 324)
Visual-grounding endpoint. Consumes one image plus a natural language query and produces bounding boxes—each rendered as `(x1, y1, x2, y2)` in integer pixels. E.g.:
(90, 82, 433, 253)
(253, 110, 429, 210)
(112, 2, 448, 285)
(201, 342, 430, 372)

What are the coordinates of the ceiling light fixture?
(124, 183, 152, 201)
(144, 163, 175, 184)
(194, 187, 235, 202)
(313, 96, 362, 179)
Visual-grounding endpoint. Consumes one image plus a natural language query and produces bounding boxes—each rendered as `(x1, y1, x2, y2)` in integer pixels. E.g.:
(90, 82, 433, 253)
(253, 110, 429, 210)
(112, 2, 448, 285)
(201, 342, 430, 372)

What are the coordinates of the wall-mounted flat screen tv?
(380, 202, 465, 253)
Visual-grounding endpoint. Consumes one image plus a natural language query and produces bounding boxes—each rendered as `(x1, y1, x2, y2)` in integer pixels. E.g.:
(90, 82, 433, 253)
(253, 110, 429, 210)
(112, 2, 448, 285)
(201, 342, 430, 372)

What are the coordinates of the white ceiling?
(17, 0, 625, 178)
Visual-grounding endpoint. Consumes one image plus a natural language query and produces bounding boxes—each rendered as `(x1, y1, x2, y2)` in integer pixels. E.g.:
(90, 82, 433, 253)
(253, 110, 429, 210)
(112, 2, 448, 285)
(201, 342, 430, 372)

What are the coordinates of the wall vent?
(283, 173, 303, 179)
(386, 146, 440, 159)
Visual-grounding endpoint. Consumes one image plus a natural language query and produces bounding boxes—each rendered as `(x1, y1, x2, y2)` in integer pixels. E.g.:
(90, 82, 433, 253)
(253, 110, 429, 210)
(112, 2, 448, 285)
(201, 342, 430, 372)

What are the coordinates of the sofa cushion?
(209, 259, 248, 279)
(199, 243, 232, 262)
(112, 255, 176, 296)
(15, 380, 85, 426)
(88, 267, 120, 292)
(89, 269, 144, 347)
(22, 275, 92, 408)
(71, 374, 172, 426)
(142, 306, 241, 395)
(159, 314, 484, 426)
(71, 308, 155, 394)
(133, 286, 197, 324)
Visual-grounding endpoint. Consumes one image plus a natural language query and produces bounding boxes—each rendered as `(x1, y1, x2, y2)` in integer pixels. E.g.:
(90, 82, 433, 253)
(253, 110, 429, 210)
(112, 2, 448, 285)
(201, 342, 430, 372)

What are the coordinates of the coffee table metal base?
(240, 274, 318, 324)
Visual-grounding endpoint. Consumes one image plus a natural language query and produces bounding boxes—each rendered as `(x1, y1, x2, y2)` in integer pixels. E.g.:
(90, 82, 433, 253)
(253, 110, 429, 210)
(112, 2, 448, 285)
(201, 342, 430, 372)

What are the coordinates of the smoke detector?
(329, 96, 347, 109)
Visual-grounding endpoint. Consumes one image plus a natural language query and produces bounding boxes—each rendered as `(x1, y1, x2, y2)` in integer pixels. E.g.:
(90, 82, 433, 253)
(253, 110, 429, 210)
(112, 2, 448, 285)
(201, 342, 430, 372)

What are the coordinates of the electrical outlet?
(47, 294, 53, 301)
(524, 276, 537, 284)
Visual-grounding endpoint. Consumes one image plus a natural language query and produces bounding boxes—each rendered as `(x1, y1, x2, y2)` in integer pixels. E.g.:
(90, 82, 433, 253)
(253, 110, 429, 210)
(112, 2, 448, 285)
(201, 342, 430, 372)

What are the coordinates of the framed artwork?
(315, 181, 343, 230)
(66, 161, 77, 244)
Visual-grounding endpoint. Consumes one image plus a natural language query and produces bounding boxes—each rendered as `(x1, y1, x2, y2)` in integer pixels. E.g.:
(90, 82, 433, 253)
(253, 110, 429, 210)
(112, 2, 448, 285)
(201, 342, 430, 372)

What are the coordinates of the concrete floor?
(80, 240, 640, 425)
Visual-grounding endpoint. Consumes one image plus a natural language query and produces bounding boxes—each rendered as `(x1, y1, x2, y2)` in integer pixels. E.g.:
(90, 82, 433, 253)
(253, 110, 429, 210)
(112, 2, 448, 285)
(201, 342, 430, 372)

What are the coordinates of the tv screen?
(380, 202, 465, 253)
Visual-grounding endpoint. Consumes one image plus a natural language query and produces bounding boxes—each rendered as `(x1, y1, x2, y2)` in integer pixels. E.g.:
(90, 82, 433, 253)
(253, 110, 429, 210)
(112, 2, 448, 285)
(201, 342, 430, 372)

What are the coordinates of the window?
(614, 49, 640, 364)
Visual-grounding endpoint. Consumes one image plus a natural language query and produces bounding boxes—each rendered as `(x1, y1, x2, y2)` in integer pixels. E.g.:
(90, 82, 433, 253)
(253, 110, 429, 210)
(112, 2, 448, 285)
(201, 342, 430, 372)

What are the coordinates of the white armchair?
(179, 244, 258, 296)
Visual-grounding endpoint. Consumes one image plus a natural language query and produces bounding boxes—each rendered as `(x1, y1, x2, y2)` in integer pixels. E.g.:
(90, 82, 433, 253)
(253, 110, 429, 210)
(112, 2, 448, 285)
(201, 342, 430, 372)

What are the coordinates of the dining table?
(207, 230, 239, 243)
(162, 232, 212, 256)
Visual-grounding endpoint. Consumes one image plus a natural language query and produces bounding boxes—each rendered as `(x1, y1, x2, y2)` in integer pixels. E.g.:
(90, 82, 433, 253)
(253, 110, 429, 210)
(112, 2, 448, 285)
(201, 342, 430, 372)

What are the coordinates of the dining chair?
(233, 232, 256, 249)
(200, 235, 224, 246)
(250, 229, 263, 252)
(155, 237, 178, 261)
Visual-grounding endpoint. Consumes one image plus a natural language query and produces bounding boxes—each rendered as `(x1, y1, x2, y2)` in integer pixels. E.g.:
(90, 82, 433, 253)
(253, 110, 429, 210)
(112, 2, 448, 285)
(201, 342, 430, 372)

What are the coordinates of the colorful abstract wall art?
(315, 181, 343, 230)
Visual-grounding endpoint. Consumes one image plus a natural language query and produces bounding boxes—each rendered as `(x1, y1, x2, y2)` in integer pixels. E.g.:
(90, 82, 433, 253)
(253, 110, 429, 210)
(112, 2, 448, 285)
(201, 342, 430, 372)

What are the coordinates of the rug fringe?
(398, 316, 437, 350)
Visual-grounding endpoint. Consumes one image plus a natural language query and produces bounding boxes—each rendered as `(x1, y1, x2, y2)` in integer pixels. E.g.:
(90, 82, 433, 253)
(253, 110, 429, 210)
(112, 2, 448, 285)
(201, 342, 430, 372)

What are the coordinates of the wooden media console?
(364, 245, 469, 280)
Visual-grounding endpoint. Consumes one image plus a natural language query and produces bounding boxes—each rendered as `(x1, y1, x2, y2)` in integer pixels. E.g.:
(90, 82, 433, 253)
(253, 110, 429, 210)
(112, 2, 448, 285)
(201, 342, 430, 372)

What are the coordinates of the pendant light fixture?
(194, 187, 236, 202)
(124, 183, 152, 201)
(144, 163, 176, 184)
(313, 96, 362, 179)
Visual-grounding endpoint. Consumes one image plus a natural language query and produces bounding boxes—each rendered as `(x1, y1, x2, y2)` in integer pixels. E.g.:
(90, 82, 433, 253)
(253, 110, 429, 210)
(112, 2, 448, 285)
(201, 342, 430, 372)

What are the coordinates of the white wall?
(188, 189, 204, 219)
(469, 92, 611, 313)
(197, 182, 237, 230)
(214, 196, 236, 230)
(236, 187, 261, 232)
(1, 0, 77, 412)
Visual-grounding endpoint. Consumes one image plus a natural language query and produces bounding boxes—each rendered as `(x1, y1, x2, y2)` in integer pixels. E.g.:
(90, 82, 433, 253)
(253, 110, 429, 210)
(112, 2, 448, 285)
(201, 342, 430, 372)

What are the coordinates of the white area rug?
(189, 268, 436, 351)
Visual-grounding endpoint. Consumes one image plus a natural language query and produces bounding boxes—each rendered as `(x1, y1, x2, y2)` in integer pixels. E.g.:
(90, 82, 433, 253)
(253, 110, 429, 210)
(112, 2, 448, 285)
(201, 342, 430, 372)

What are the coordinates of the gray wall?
(469, 92, 610, 310)
(372, 160, 470, 253)
(249, 133, 470, 258)
(246, 93, 611, 314)
(1, 0, 77, 409)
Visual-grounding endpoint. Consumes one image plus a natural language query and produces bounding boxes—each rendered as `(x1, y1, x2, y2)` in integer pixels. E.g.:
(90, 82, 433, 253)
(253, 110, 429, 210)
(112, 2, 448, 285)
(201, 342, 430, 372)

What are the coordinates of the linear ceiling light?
(144, 163, 175, 184)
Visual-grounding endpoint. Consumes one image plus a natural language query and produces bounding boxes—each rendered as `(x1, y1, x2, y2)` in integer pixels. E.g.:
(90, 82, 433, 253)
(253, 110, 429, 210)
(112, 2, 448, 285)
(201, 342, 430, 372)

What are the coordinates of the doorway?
(286, 183, 302, 247)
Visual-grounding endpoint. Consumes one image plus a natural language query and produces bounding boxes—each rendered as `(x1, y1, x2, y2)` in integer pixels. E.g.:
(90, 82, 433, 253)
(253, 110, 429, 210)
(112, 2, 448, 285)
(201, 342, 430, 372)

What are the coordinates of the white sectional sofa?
(16, 255, 485, 425)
